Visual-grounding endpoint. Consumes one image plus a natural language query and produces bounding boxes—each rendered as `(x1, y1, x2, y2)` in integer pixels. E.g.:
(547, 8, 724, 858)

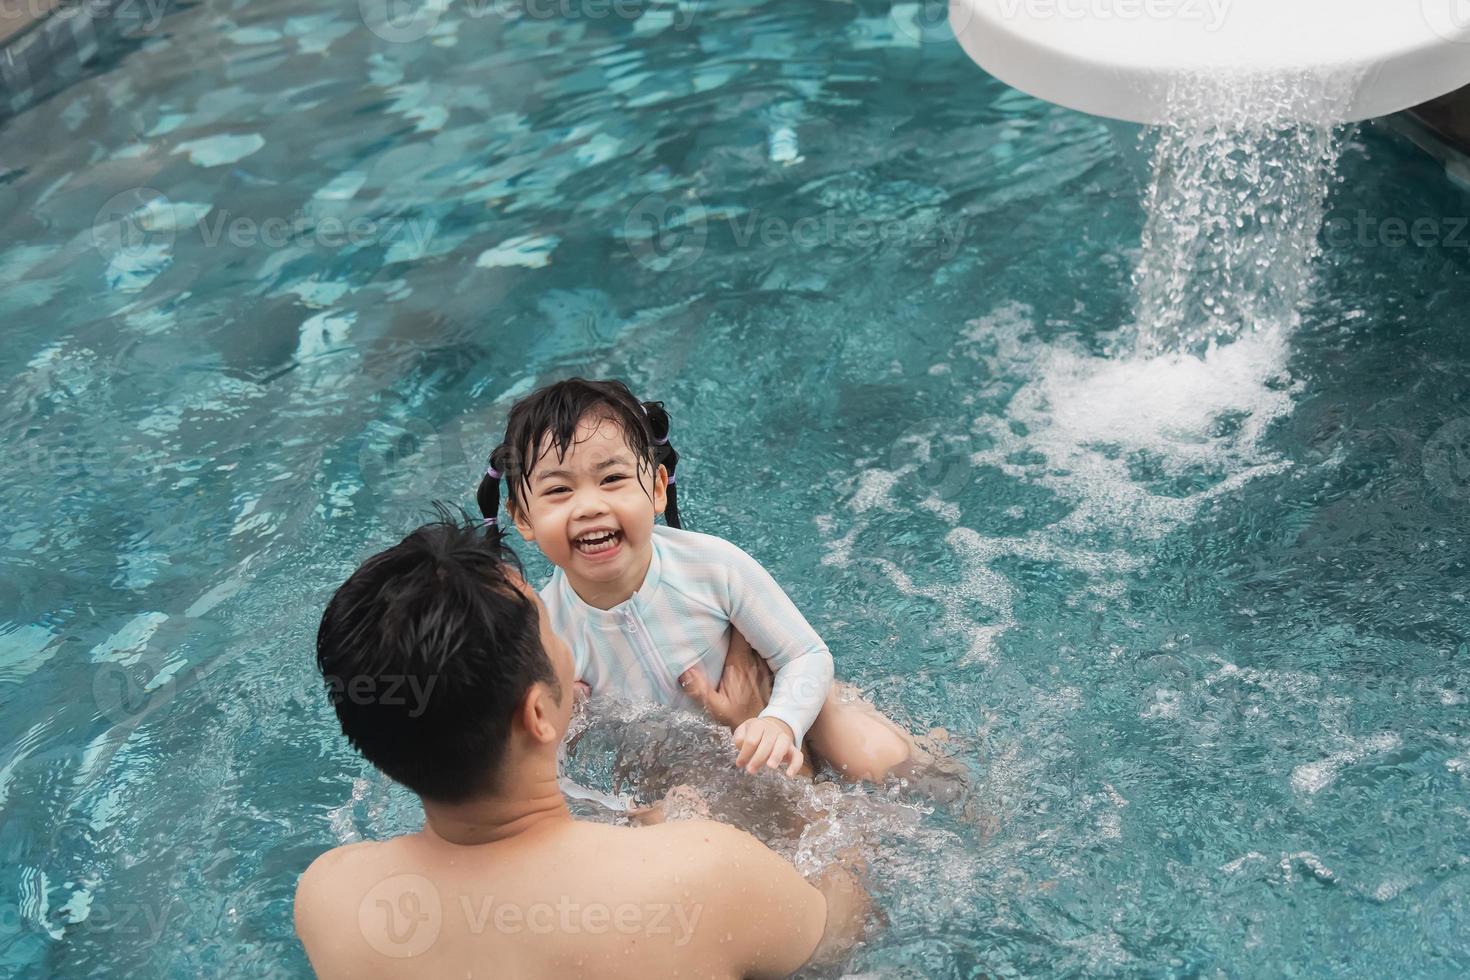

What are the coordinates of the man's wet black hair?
(477, 377, 682, 539)
(315, 508, 559, 803)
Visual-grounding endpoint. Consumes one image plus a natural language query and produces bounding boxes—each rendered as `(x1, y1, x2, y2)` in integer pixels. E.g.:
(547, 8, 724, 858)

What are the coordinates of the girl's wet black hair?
(476, 378, 682, 538)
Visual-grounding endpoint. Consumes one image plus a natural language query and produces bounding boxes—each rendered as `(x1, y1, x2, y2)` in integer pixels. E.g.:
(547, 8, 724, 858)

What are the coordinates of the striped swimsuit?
(540, 525, 834, 742)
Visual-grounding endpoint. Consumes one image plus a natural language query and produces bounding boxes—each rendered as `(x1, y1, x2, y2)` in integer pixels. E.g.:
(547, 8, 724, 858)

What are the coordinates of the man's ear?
(652, 463, 668, 516)
(516, 681, 562, 745)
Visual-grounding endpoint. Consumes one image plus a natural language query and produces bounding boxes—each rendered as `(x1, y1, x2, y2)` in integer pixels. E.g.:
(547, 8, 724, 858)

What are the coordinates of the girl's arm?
(717, 539, 835, 746)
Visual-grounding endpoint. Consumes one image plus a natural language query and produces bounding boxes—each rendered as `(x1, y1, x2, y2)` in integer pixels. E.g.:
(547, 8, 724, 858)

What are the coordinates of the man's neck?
(421, 767, 572, 846)
(567, 542, 653, 610)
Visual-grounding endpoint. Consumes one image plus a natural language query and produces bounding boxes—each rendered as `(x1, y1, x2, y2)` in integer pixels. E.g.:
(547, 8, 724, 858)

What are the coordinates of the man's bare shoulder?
(602, 818, 762, 860)
(299, 837, 397, 878)
(606, 820, 815, 912)
(295, 839, 403, 921)
(557, 819, 779, 901)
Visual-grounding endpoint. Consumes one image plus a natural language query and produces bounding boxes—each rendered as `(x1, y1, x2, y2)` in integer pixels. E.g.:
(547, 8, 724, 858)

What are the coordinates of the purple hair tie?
(486, 465, 501, 479)
(653, 436, 668, 446)
(483, 516, 498, 527)
(666, 474, 676, 485)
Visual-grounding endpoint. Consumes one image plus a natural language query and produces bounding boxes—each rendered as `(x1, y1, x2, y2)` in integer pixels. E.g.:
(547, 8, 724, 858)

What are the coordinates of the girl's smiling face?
(510, 412, 667, 609)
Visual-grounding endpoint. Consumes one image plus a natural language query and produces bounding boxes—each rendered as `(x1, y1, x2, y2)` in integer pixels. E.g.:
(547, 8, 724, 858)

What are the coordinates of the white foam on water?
(1290, 732, 1403, 795)
(978, 314, 1300, 540)
(818, 299, 1300, 665)
(848, 468, 901, 514)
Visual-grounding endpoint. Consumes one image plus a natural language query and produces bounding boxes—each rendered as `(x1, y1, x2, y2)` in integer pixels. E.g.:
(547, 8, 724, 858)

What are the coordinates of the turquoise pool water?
(2, 0, 1469, 976)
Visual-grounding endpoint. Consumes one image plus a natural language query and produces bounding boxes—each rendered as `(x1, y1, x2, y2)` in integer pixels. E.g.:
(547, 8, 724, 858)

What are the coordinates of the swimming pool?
(1, 0, 1468, 975)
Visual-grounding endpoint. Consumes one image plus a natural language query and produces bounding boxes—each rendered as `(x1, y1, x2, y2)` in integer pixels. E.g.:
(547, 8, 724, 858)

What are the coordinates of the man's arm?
(294, 849, 353, 980)
(675, 821, 868, 978)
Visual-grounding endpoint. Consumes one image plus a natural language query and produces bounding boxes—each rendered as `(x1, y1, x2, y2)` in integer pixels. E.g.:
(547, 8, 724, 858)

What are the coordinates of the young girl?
(477, 377, 917, 782)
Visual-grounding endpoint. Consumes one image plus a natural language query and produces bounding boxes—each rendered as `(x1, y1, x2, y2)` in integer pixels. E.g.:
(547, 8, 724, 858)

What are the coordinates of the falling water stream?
(1130, 71, 1358, 355)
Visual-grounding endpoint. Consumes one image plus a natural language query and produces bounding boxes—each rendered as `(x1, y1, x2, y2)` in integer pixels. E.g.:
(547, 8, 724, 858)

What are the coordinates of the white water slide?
(949, 0, 1470, 124)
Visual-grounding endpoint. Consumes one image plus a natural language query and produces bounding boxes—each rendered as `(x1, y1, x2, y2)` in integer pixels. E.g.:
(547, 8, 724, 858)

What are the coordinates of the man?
(296, 516, 866, 978)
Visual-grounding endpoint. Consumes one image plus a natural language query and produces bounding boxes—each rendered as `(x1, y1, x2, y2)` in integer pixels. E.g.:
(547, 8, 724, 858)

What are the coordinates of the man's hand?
(733, 716, 804, 777)
(679, 629, 772, 729)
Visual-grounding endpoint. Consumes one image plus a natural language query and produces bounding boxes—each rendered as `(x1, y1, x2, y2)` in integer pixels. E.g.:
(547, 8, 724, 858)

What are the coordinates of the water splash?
(1129, 71, 1358, 356)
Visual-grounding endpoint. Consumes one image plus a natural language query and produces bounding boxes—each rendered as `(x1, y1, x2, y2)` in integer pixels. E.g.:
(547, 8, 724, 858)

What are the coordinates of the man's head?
(315, 515, 575, 803)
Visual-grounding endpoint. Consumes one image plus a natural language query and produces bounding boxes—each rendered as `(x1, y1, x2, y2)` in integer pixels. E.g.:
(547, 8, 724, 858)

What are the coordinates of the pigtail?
(476, 443, 511, 546)
(642, 400, 682, 529)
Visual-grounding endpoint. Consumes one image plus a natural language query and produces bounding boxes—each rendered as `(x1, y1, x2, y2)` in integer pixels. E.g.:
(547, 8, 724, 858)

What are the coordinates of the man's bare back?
(297, 817, 825, 980)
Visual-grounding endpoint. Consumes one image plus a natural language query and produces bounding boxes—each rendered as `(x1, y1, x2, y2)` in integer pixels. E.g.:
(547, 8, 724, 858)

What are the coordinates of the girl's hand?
(733, 716, 804, 777)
